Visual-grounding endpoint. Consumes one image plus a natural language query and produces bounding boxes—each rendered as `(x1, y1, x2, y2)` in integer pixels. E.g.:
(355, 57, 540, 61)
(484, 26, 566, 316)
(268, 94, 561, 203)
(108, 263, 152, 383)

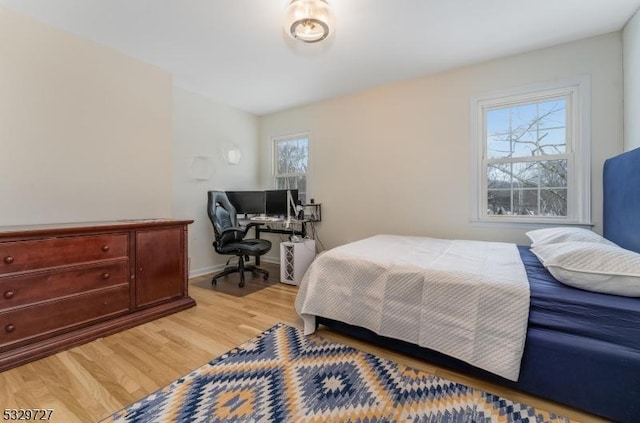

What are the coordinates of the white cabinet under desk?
(280, 239, 316, 285)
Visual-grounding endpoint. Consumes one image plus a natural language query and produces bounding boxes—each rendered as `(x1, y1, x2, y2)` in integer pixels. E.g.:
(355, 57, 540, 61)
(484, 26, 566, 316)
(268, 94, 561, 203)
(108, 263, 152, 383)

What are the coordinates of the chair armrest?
(214, 226, 246, 249)
(220, 226, 247, 237)
(217, 223, 265, 247)
(221, 224, 265, 239)
(243, 222, 265, 234)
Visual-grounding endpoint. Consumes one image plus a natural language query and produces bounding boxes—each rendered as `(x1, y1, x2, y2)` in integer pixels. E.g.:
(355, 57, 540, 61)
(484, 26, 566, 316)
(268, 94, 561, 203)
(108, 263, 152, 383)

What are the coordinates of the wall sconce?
(224, 145, 242, 165)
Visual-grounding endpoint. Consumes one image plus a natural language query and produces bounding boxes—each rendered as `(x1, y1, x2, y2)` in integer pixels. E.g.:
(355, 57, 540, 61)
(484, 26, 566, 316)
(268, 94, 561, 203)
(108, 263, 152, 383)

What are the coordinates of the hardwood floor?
(0, 264, 607, 422)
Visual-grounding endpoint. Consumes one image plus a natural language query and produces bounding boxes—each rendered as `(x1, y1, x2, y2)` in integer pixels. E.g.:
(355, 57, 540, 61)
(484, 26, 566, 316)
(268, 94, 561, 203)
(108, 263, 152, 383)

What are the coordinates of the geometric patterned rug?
(101, 323, 575, 423)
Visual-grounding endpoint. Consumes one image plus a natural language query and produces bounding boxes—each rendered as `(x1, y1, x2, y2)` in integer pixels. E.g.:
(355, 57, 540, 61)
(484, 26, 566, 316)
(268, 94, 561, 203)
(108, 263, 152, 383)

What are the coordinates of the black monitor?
(225, 191, 265, 215)
(265, 189, 298, 217)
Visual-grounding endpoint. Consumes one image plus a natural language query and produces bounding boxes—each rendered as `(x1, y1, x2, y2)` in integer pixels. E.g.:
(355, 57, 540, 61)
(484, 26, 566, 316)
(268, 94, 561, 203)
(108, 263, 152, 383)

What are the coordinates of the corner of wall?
(623, 7, 640, 151)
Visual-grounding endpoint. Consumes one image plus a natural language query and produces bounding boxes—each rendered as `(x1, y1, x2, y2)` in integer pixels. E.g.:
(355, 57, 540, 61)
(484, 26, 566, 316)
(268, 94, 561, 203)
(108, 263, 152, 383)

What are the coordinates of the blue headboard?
(603, 147, 640, 253)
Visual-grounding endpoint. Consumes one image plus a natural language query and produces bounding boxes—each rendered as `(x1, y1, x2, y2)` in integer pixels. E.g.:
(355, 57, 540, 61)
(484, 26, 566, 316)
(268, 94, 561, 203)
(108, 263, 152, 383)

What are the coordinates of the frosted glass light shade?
(284, 0, 334, 43)
(224, 144, 242, 165)
(226, 147, 242, 165)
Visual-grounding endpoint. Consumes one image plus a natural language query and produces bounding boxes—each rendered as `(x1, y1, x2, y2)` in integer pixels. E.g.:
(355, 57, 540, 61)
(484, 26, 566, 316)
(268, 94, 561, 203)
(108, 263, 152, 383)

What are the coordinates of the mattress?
(520, 245, 640, 351)
(296, 235, 531, 381)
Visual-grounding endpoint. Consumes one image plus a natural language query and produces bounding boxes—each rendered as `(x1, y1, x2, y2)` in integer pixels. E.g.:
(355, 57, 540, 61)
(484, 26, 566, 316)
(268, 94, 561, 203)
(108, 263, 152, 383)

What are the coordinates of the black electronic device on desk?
(265, 189, 298, 217)
(225, 190, 265, 217)
(302, 201, 321, 222)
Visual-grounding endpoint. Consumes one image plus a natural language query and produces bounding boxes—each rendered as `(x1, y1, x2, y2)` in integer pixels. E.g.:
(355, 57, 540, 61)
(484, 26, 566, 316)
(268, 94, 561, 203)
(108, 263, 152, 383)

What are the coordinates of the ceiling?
(1, 0, 639, 116)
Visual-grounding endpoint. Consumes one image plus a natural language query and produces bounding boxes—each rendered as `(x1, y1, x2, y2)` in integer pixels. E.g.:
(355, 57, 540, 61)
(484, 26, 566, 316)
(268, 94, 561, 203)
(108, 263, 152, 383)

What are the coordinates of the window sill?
(469, 219, 594, 231)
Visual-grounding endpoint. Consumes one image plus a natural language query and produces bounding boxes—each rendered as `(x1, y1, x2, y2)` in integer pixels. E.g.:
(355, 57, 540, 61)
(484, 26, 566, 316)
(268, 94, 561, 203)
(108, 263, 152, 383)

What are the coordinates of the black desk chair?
(207, 191, 271, 287)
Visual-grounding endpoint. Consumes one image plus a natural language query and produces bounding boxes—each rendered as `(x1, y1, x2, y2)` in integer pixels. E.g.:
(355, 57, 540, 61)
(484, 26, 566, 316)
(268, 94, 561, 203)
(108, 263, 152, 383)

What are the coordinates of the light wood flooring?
(0, 264, 608, 422)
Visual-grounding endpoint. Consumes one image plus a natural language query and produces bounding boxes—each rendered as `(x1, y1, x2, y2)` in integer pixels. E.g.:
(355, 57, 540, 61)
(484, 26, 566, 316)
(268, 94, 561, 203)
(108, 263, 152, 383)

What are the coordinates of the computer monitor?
(265, 189, 298, 217)
(225, 191, 266, 215)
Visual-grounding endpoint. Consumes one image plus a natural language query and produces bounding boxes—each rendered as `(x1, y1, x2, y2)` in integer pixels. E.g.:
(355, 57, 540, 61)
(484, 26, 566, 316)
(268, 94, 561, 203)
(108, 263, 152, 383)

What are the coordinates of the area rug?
(102, 323, 573, 422)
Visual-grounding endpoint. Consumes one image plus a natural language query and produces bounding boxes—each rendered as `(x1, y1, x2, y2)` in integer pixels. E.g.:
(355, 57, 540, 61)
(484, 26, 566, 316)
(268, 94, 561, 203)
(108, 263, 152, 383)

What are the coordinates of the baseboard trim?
(261, 255, 280, 264)
(190, 264, 224, 278)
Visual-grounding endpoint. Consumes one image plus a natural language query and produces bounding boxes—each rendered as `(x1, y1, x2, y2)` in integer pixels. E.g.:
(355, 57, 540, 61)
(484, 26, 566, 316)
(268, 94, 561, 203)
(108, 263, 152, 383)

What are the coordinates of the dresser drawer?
(0, 259, 129, 311)
(0, 234, 128, 275)
(0, 284, 130, 350)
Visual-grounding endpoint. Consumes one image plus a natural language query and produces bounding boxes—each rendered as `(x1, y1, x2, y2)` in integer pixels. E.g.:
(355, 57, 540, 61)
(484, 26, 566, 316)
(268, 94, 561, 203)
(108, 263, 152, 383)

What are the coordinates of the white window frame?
(470, 77, 591, 226)
(272, 132, 310, 202)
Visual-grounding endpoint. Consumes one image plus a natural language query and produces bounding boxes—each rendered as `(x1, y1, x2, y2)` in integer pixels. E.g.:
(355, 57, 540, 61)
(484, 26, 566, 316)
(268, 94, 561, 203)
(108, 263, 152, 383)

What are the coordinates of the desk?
(241, 217, 309, 237)
(239, 217, 310, 265)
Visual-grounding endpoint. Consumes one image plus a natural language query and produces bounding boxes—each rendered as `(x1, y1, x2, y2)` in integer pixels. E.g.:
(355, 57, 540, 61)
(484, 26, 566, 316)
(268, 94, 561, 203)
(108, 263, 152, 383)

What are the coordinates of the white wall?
(624, 8, 640, 150)
(171, 86, 260, 276)
(0, 7, 173, 226)
(259, 33, 624, 250)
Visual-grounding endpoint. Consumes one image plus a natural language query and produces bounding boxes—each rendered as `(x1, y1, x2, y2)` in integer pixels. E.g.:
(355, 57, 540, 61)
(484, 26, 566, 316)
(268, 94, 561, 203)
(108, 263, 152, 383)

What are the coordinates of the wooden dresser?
(0, 219, 195, 371)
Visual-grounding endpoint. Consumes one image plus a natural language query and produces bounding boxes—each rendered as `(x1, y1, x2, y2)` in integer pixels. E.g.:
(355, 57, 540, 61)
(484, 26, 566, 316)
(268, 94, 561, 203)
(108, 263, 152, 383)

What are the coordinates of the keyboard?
(249, 216, 279, 222)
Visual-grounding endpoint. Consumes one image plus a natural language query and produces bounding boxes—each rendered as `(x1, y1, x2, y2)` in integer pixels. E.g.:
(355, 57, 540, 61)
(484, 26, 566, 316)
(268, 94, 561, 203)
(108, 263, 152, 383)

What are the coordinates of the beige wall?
(259, 33, 624, 249)
(0, 7, 173, 226)
(624, 8, 640, 150)
(172, 86, 260, 276)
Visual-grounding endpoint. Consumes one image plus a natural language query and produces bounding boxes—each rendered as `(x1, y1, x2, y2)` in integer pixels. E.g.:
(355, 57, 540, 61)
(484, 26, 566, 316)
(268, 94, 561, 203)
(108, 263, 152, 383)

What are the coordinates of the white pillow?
(525, 227, 614, 248)
(531, 241, 640, 297)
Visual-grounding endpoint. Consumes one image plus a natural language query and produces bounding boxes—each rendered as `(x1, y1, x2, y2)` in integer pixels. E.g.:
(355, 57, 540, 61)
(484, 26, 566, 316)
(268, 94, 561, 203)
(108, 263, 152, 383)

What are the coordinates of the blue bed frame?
(604, 148, 640, 253)
(316, 148, 640, 423)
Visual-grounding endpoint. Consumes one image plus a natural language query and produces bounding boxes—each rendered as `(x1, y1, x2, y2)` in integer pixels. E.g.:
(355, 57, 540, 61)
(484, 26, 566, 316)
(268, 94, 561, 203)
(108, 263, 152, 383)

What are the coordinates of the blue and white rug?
(102, 323, 573, 422)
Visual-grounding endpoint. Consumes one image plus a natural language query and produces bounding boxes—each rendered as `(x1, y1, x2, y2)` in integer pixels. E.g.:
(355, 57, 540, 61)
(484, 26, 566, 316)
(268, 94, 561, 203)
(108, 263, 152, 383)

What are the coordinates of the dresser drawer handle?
(101, 245, 110, 252)
(3, 291, 14, 299)
(5, 324, 15, 333)
(3, 256, 14, 264)
(102, 273, 110, 280)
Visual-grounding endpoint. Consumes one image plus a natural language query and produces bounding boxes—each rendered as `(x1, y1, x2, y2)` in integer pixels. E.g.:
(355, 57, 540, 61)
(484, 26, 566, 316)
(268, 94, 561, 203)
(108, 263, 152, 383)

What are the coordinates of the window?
(471, 78, 590, 224)
(273, 133, 309, 204)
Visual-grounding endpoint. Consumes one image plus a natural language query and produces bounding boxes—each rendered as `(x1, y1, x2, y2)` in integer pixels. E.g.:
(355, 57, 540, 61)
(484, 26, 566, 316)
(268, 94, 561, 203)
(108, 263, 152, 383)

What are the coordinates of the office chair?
(207, 190, 271, 287)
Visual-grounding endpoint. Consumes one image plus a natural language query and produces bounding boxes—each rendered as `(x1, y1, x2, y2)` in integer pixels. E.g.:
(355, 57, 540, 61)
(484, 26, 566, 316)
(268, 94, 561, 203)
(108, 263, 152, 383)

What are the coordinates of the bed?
(295, 148, 640, 423)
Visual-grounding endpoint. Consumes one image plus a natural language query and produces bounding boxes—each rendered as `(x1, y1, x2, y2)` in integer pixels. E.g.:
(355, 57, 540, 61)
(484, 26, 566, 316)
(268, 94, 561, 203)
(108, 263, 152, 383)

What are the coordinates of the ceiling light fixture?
(284, 0, 334, 43)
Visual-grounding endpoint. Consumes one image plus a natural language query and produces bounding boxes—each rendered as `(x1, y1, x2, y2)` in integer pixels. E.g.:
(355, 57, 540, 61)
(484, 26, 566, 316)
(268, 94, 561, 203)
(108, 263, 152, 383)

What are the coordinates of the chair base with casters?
(211, 255, 269, 288)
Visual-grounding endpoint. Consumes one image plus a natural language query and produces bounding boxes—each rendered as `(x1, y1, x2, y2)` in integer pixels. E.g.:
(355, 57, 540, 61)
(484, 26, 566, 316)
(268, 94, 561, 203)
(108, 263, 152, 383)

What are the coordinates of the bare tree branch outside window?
(485, 98, 568, 217)
(274, 136, 309, 203)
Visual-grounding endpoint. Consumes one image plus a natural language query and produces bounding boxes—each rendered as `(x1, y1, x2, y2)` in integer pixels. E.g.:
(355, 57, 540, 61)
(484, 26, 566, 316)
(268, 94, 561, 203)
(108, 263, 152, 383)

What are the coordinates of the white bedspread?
(294, 234, 530, 381)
